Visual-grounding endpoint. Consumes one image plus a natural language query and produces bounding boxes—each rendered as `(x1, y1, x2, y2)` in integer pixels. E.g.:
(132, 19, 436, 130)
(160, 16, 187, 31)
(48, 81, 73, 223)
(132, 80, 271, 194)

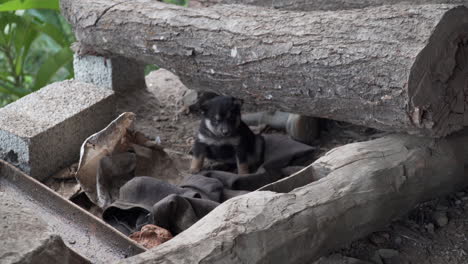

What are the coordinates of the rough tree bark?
(61, 0, 468, 137)
(119, 129, 468, 264)
(190, 0, 466, 11)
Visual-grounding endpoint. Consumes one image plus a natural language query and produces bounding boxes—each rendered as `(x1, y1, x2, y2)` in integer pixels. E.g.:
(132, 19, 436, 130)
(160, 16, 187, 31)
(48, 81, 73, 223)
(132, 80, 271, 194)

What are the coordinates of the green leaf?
(26, 10, 75, 43)
(15, 27, 39, 76)
(31, 19, 67, 46)
(162, 0, 187, 6)
(145, 65, 160, 75)
(0, 78, 28, 96)
(26, 9, 61, 29)
(0, 0, 59, 11)
(64, 57, 74, 78)
(0, 0, 15, 5)
(0, 74, 14, 85)
(12, 15, 36, 76)
(0, 84, 19, 95)
(32, 47, 73, 91)
(0, 12, 26, 52)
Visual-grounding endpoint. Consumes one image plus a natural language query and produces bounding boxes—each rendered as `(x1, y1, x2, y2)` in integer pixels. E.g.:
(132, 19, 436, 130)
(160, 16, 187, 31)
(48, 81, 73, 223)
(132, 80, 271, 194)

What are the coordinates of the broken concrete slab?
(0, 80, 115, 180)
(74, 54, 146, 92)
(0, 192, 89, 264)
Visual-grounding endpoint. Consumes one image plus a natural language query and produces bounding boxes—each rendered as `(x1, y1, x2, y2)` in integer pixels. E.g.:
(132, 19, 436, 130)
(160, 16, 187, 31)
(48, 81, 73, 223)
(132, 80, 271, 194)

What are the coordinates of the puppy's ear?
(199, 101, 210, 115)
(232, 98, 243, 107)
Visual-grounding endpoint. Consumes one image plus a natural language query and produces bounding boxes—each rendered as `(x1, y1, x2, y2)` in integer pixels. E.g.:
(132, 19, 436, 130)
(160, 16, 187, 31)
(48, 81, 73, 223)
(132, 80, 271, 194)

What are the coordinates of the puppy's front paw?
(190, 156, 204, 174)
(189, 167, 201, 174)
(237, 163, 249, 175)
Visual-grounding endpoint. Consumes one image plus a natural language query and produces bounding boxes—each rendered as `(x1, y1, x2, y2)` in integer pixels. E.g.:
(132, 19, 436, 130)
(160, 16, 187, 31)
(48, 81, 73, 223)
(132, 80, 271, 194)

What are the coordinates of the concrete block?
(74, 54, 147, 92)
(0, 80, 115, 180)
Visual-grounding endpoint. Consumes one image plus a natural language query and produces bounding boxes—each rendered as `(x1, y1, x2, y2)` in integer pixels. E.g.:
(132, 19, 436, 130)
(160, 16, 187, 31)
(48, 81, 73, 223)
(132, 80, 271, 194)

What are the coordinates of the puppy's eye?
(211, 119, 219, 125)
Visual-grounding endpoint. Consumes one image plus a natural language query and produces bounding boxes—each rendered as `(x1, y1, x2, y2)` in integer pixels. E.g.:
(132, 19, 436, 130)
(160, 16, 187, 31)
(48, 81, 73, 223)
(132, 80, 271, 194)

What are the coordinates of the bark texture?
(120, 129, 468, 264)
(191, 0, 466, 11)
(61, 0, 468, 137)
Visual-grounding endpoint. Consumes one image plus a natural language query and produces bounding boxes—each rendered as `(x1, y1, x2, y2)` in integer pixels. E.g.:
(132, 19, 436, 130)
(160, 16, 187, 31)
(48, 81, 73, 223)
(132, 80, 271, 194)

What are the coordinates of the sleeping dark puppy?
(190, 96, 264, 175)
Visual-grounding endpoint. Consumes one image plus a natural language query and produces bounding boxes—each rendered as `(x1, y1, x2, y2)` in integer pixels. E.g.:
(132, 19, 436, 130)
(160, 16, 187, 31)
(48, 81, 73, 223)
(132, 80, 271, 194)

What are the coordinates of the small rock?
(378, 249, 399, 259)
(455, 200, 462, 205)
(462, 197, 468, 201)
(286, 114, 319, 145)
(182, 89, 198, 107)
(425, 223, 435, 234)
(185, 137, 195, 145)
(455, 192, 465, 198)
(181, 90, 218, 113)
(394, 236, 402, 245)
(346, 257, 373, 264)
(371, 252, 384, 264)
(382, 233, 390, 240)
(377, 249, 401, 264)
(52, 164, 78, 180)
(369, 233, 387, 245)
(154, 116, 169, 122)
(436, 205, 449, 211)
(314, 254, 373, 264)
(448, 209, 462, 219)
(432, 211, 449, 227)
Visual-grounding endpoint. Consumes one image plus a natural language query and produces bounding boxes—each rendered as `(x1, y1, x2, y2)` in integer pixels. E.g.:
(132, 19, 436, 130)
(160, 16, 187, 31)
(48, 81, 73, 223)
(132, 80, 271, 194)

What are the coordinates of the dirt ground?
(52, 69, 468, 263)
(119, 69, 468, 264)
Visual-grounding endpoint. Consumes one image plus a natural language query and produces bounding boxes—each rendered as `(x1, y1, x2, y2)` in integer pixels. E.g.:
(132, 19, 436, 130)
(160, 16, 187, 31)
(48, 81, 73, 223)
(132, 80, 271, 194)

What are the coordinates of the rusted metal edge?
(0, 159, 146, 264)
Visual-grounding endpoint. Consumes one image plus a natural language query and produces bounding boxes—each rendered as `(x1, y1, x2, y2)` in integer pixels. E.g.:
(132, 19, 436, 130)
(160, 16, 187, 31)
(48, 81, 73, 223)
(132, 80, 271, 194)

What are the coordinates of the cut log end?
(408, 6, 468, 137)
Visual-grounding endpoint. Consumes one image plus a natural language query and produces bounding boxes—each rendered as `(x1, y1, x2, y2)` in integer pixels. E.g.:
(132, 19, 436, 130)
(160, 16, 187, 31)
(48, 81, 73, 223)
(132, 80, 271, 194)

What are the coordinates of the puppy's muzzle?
(221, 127, 230, 136)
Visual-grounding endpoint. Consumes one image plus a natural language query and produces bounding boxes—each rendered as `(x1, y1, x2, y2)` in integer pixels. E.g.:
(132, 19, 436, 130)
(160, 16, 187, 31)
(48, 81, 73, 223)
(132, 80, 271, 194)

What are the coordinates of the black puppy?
(190, 96, 264, 175)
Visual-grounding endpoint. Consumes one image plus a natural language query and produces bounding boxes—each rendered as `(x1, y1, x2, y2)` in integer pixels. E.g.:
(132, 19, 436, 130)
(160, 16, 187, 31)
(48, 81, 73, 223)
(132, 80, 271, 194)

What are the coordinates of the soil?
(334, 191, 468, 264)
(124, 69, 468, 264)
(143, 69, 468, 264)
(52, 69, 468, 263)
(116, 69, 200, 154)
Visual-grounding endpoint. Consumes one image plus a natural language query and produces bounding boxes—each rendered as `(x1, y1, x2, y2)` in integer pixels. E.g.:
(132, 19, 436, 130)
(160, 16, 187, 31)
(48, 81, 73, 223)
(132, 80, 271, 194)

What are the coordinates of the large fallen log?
(120, 129, 468, 264)
(61, 1, 468, 137)
(191, 0, 466, 11)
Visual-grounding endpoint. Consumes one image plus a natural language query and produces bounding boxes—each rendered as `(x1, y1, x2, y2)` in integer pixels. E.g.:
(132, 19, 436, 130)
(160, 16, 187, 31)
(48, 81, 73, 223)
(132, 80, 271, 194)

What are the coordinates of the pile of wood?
(60, 0, 468, 263)
(62, 0, 467, 137)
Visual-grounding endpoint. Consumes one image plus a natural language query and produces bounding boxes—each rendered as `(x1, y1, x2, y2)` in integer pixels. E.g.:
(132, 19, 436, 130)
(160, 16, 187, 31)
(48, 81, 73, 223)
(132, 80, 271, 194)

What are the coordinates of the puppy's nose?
(221, 128, 229, 136)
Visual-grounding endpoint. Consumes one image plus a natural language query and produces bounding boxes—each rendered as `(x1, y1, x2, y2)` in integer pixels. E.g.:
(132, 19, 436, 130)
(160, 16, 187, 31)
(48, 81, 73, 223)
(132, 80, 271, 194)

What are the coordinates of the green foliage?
(144, 64, 159, 76)
(0, 1, 74, 107)
(0, 0, 188, 107)
(162, 0, 188, 7)
(0, 0, 59, 11)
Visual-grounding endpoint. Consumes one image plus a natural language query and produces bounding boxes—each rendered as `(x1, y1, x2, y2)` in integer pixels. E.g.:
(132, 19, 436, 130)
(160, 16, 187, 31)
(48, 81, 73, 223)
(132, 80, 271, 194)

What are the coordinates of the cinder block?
(0, 80, 115, 180)
(73, 54, 147, 92)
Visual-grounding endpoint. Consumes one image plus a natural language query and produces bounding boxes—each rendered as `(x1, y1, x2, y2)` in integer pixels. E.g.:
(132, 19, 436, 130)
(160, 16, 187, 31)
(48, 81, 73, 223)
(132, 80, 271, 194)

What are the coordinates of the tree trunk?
(119, 129, 468, 264)
(190, 0, 466, 11)
(61, 0, 468, 137)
